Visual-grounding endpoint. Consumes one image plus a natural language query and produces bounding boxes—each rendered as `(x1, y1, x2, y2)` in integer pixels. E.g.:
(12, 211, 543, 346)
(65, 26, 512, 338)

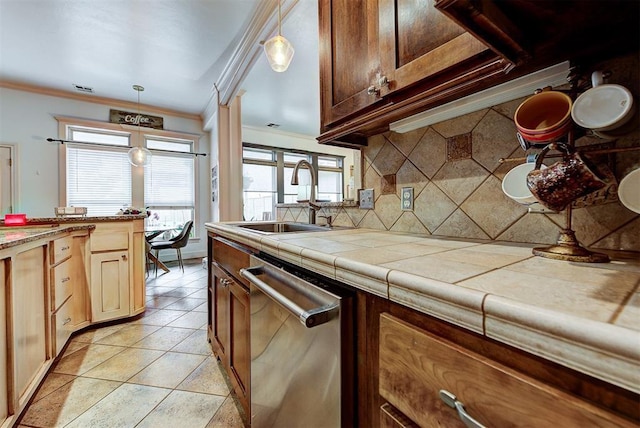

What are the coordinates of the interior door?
(0, 146, 13, 215)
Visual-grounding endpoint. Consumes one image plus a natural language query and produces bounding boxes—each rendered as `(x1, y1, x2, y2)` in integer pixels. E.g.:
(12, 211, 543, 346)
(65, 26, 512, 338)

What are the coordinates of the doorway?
(0, 146, 14, 215)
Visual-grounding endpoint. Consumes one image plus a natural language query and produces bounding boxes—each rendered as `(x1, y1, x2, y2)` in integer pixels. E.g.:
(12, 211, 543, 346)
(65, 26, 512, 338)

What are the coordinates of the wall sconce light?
(264, 0, 294, 72)
(127, 84, 152, 167)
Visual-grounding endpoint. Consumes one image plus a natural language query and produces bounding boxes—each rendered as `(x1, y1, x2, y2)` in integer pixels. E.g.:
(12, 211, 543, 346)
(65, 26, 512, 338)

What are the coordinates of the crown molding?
(0, 80, 202, 122)
(213, 0, 298, 108)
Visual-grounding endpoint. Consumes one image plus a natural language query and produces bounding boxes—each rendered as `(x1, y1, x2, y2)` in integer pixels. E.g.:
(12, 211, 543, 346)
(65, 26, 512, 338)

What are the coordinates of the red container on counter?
(4, 213, 27, 225)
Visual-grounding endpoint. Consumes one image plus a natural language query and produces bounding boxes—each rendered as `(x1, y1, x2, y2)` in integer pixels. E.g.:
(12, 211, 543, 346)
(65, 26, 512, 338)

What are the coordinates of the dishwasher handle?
(240, 266, 338, 328)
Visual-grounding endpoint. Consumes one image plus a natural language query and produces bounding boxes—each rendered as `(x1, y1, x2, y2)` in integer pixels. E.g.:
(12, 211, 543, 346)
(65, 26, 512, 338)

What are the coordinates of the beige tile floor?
(18, 260, 246, 428)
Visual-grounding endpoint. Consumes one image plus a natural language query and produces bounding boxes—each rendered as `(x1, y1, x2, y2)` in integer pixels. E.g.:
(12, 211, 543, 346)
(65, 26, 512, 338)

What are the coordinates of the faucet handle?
(318, 215, 333, 227)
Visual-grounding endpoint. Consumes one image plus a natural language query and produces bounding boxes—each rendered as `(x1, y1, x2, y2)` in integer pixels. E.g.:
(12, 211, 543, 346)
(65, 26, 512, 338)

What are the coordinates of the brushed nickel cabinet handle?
(367, 85, 380, 96)
(62, 317, 72, 325)
(61, 276, 71, 283)
(61, 246, 70, 251)
(439, 390, 486, 428)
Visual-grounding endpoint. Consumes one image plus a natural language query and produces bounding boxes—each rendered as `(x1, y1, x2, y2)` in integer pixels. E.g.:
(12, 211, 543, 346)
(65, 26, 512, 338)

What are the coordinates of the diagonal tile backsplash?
(278, 54, 640, 252)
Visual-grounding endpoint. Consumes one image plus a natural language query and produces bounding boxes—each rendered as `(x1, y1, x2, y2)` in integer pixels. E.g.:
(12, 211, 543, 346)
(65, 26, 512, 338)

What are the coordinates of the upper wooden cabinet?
(318, 0, 511, 147)
(318, 0, 640, 148)
(319, 0, 386, 136)
(435, 0, 640, 68)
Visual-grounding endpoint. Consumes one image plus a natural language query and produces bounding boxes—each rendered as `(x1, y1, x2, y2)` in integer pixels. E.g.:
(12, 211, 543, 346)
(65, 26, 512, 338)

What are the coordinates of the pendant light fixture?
(264, 0, 294, 72)
(127, 84, 152, 167)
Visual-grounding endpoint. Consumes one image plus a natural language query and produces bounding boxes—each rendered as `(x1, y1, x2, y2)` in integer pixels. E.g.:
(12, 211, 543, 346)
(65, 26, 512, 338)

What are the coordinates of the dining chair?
(149, 220, 194, 275)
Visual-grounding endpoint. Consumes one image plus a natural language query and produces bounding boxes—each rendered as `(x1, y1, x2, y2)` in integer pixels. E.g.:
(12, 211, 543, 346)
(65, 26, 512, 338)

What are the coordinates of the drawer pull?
(220, 278, 230, 287)
(61, 276, 71, 283)
(121, 254, 128, 261)
(61, 246, 70, 251)
(62, 317, 72, 326)
(439, 390, 486, 428)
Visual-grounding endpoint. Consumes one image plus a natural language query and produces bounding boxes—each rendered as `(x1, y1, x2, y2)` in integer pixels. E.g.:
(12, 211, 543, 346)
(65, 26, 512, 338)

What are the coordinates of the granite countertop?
(0, 214, 147, 226)
(206, 221, 640, 394)
(0, 215, 144, 250)
(0, 224, 95, 250)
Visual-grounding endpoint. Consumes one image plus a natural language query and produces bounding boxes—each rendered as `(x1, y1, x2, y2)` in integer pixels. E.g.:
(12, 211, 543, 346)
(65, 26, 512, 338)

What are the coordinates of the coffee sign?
(109, 109, 164, 129)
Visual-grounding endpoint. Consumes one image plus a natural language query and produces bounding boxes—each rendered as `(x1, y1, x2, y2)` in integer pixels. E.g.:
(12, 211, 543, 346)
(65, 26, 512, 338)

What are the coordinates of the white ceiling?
(0, 0, 321, 136)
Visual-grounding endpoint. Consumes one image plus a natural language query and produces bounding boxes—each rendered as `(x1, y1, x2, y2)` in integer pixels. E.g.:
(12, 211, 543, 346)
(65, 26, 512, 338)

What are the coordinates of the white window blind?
(66, 145, 132, 216)
(144, 154, 194, 207)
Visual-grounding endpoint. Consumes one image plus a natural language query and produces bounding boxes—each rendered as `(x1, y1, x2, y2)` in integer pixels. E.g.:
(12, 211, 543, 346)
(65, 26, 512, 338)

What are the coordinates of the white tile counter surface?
(205, 222, 640, 394)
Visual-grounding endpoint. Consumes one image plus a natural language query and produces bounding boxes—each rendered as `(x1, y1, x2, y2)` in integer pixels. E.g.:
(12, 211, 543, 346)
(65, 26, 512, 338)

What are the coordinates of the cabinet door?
(229, 279, 250, 413)
(378, 0, 510, 98)
(211, 263, 230, 359)
(379, 313, 635, 427)
(319, 0, 387, 129)
(90, 251, 129, 322)
(13, 246, 47, 402)
(0, 260, 7, 422)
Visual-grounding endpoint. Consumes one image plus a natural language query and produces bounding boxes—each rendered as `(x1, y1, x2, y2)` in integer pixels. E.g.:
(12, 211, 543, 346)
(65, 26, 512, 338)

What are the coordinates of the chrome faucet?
(291, 160, 320, 224)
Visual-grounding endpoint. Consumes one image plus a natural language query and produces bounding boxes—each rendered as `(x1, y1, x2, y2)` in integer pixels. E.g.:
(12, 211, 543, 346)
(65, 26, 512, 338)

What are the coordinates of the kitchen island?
(0, 215, 146, 428)
(206, 221, 640, 426)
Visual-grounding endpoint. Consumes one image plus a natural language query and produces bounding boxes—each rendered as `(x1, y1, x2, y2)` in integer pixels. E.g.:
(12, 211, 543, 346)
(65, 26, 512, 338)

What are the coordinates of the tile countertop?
(206, 221, 640, 394)
(0, 214, 147, 226)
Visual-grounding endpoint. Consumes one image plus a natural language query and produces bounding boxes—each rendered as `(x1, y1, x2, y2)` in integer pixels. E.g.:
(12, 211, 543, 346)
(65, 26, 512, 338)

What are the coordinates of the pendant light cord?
(277, 1, 282, 36)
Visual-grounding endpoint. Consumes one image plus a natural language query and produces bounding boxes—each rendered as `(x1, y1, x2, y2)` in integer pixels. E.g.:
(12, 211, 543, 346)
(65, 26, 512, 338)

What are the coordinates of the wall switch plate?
(401, 187, 413, 211)
(359, 188, 374, 209)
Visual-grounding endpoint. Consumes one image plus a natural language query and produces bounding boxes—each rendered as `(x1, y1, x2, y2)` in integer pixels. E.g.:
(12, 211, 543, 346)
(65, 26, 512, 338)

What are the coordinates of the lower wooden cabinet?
(52, 297, 73, 355)
(209, 261, 250, 416)
(379, 313, 636, 427)
(207, 233, 253, 419)
(12, 246, 47, 405)
(90, 251, 129, 322)
(0, 259, 8, 422)
(211, 263, 230, 356)
(229, 279, 250, 404)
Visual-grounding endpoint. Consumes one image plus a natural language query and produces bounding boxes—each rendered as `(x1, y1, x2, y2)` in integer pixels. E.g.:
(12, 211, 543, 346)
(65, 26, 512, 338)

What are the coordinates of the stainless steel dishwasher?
(240, 254, 354, 428)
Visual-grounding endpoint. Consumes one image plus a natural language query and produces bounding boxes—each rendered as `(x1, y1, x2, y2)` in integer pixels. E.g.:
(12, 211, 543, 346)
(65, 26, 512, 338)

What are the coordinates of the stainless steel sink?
(234, 222, 341, 234)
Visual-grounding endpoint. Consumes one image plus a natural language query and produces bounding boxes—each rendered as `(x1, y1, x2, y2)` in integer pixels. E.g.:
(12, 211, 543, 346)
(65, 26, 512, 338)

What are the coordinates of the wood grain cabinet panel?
(319, 0, 386, 130)
(50, 236, 72, 265)
(90, 251, 129, 322)
(13, 246, 47, 403)
(211, 263, 230, 357)
(318, 0, 510, 147)
(52, 297, 73, 355)
(51, 259, 72, 311)
(379, 313, 636, 427)
(208, 233, 253, 419)
(0, 260, 7, 422)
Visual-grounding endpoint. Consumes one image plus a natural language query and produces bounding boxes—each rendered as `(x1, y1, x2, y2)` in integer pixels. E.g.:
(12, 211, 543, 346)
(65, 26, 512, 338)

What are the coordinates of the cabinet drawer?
(53, 297, 73, 355)
(379, 313, 634, 427)
(90, 232, 129, 252)
(51, 259, 73, 311)
(51, 236, 72, 265)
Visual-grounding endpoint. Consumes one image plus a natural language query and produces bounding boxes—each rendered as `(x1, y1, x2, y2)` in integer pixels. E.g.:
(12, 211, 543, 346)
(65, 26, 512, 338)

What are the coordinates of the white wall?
(0, 87, 209, 260)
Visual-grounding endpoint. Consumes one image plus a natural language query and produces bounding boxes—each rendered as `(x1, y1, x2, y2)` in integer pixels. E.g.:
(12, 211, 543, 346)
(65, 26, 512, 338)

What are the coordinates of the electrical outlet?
(401, 187, 413, 211)
(359, 188, 374, 209)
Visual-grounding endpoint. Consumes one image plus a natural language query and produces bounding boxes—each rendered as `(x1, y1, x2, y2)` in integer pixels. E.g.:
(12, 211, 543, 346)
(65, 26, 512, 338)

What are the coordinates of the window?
(242, 147, 277, 221)
(242, 144, 344, 222)
(144, 138, 195, 232)
(61, 121, 199, 235)
(66, 127, 132, 216)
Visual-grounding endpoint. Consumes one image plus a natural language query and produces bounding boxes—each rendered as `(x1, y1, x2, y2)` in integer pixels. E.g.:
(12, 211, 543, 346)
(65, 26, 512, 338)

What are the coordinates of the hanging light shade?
(128, 146, 152, 166)
(264, 1, 294, 72)
(128, 84, 152, 167)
